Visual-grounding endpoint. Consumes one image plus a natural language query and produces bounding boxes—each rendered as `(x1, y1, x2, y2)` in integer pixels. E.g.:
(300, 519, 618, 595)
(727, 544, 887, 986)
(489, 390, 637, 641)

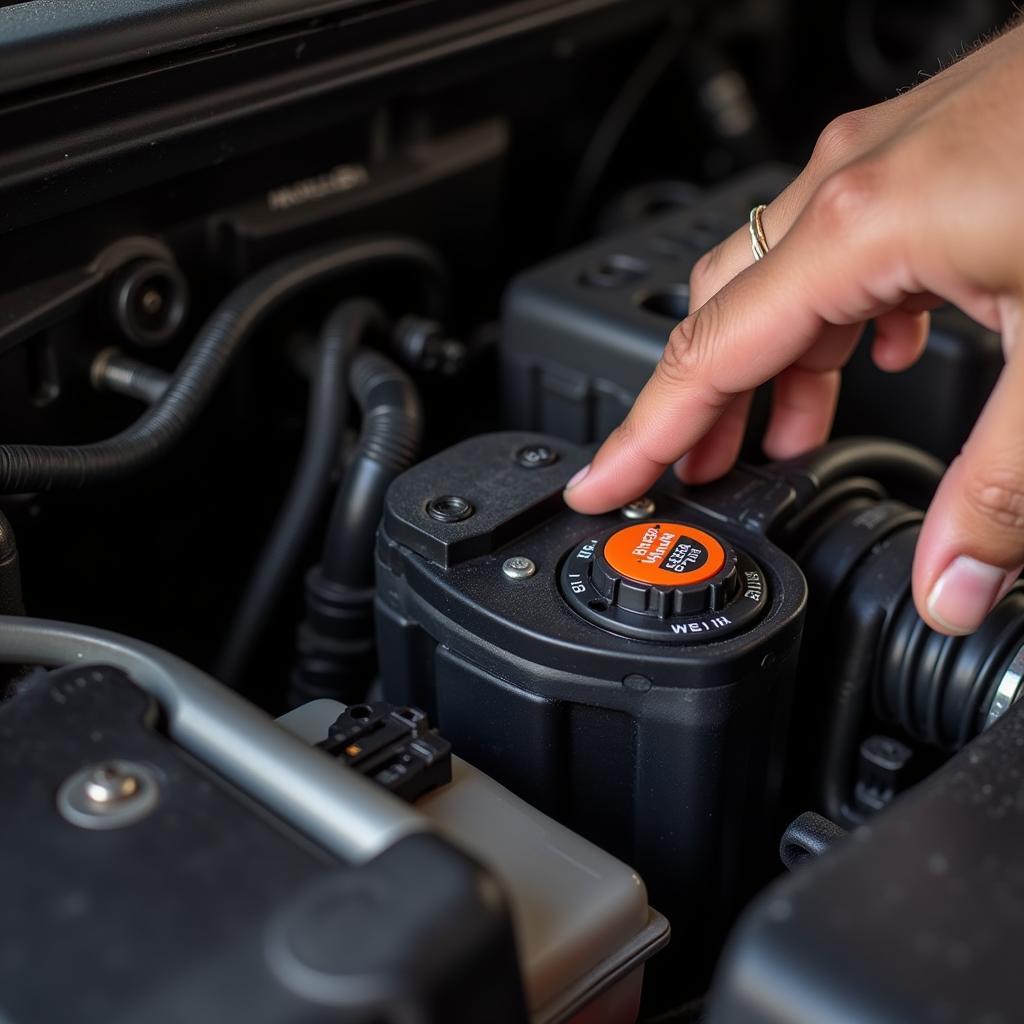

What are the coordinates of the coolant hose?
(289, 350, 422, 706)
(779, 437, 945, 507)
(321, 350, 423, 586)
(0, 236, 445, 493)
(216, 300, 388, 687)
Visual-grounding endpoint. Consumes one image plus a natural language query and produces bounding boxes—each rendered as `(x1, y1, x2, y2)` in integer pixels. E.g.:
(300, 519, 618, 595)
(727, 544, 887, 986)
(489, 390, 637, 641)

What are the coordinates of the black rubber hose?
(215, 300, 388, 687)
(876, 579, 1024, 750)
(321, 350, 423, 585)
(0, 511, 23, 616)
(0, 236, 445, 494)
(779, 811, 847, 871)
(778, 437, 945, 509)
(288, 350, 422, 706)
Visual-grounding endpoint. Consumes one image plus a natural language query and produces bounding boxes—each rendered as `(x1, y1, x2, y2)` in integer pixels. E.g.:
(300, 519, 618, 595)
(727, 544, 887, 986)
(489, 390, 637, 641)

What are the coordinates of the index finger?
(563, 161, 912, 514)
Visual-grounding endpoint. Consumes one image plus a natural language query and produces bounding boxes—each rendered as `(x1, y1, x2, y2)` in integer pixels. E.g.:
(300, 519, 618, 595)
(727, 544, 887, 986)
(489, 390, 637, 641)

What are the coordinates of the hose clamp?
(985, 643, 1024, 731)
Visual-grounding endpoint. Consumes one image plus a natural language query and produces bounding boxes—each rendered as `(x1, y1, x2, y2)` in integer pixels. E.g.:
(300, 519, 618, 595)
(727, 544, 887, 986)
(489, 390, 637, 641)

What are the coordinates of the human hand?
(564, 19, 1024, 636)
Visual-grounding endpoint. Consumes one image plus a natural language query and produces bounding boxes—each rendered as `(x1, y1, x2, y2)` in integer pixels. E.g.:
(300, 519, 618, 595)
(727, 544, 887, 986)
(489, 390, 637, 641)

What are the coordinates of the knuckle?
(962, 466, 1024, 532)
(811, 110, 867, 168)
(809, 159, 889, 237)
(660, 307, 715, 387)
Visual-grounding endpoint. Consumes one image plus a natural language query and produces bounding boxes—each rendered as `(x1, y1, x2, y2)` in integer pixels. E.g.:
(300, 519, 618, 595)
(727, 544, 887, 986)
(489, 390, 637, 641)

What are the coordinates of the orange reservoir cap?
(602, 522, 726, 588)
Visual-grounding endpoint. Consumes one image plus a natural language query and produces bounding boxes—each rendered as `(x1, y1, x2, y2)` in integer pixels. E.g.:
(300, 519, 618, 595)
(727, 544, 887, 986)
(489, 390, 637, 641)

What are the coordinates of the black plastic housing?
(375, 432, 808, 991)
(708, 696, 1024, 1024)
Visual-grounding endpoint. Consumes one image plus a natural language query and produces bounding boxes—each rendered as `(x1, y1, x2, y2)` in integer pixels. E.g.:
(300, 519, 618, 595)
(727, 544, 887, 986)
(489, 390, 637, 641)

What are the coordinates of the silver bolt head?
(502, 556, 537, 580)
(58, 760, 159, 830)
(84, 763, 139, 804)
(621, 496, 656, 519)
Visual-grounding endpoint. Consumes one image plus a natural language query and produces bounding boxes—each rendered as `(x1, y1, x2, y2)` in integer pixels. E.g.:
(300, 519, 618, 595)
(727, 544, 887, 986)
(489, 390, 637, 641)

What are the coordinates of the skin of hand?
(564, 19, 1024, 637)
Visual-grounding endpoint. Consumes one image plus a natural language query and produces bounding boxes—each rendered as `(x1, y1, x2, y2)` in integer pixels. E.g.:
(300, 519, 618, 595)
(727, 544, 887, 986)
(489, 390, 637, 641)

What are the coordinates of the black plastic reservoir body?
(375, 432, 807, 988)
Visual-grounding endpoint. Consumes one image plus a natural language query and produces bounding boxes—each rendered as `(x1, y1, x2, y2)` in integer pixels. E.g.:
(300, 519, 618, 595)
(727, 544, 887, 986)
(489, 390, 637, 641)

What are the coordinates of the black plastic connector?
(393, 315, 466, 375)
(318, 701, 452, 803)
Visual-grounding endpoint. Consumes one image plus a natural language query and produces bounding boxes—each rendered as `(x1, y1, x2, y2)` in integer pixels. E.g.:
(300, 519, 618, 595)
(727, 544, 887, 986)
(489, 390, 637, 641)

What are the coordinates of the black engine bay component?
(709, 695, 1024, 1024)
(378, 431, 795, 992)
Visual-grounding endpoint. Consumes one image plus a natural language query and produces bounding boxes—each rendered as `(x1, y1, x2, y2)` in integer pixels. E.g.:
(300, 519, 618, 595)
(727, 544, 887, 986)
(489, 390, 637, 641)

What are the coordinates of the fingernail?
(565, 464, 591, 490)
(927, 555, 1006, 635)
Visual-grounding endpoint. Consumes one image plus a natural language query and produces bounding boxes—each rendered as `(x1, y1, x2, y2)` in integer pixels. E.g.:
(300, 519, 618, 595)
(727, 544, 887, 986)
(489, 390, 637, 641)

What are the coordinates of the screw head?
(621, 496, 656, 520)
(515, 444, 559, 469)
(426, 495, 474, 523)
(57, 760, 159, 830)
(502, 556, 537, 580)
(84, 763, 140, 804)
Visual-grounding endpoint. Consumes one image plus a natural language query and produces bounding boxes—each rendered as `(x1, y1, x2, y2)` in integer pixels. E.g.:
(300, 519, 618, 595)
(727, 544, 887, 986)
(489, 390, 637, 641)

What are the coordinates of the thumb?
(914, 341, 1024, 635)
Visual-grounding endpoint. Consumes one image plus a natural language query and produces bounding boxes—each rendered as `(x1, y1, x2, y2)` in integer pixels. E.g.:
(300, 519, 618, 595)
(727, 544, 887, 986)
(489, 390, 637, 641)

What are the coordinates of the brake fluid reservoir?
(374, 432, 807, 999)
